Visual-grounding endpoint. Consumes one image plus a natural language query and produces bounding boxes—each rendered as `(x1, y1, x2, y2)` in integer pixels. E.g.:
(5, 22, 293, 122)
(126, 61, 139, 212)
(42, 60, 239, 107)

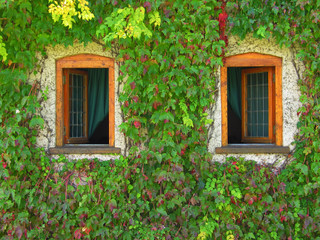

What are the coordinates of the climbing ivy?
(0, 0, 319, 239)
(227, 0, 320, 164)
(48, 0, 95, 29)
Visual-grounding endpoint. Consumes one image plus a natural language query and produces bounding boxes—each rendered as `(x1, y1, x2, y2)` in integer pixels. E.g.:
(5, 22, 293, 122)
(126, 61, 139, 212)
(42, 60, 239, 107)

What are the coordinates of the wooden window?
(56, 54, 115, 147)
(220, 53, 283, 146)
(63, 69, 89, 144)
(241, 67, 274, 143)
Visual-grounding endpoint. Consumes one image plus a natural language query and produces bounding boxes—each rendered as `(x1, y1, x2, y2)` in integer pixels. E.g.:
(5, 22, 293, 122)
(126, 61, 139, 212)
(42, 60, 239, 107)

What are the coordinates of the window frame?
(220, 53, 283, 147)
(63, 69, 89, 144)
(56, 54, 115, 147)
(241, 67, 274, 143)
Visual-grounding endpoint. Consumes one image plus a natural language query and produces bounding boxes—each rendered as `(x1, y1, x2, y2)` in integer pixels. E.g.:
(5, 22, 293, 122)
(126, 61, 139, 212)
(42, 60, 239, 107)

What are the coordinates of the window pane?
(69, 73, 85, 138)
(246, 71, 268, 137)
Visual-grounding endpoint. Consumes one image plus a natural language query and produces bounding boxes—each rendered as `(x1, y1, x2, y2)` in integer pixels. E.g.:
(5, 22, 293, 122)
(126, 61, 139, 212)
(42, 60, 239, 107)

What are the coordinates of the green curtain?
(88, 69, 109, 138)
(227, 67, 242, 119)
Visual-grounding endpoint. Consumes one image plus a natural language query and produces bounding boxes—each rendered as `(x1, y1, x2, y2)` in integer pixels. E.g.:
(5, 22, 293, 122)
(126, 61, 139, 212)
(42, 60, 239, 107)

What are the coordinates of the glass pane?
(264, 124, 268, 136)
(69, 73, 85, 138)
(246, 71, 269, 137)
(258, 99, 263, 111)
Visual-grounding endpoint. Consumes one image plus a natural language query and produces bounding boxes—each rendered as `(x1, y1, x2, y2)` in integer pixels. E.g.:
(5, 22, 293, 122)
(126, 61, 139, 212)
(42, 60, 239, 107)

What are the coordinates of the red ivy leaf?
(74, 229, 82, 239)
(140, 55, 148, 63)
(132, 96, 139, 102)
(155, 84, 159, 95)
(143, 173, 148, 181)
(123, 54, 130, 60)
(143, 1, 151, 13)
(153, 101, 161, 110)
(83, 227, 91, 235)
(218, 12, 228, 30)
(143, 66, 148, 75)
(134, 121, 141, 128)
(130, 81, 136, 90)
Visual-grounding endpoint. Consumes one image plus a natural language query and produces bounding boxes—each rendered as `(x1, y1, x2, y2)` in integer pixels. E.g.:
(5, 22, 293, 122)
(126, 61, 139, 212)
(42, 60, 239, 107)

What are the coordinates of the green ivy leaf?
(256, 26, 267, 38)
(29, 116, 44, 128)
(156, 207, 167, 216)
(149, 11, 161, 27)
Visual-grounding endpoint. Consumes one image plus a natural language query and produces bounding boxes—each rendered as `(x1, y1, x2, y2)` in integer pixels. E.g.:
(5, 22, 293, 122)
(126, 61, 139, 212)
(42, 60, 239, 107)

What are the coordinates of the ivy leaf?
(149, 11, 161, 27)
(0, 34, 7, 62)
(19, 2, 32, 12)
(182, 116, 194, 127)
(295, 163, 309, 175)
(29, 116, 44, 128)
(48, 0, 94, 28)
(15, 194, 21, 207)
(300, 164, 308, 176)
(156, 207, 168, 216)
(256, 26, 267, 38)
(14, 226, 23, 239)
(159, 112, 174, 122)
(246, 232, 256, 239)
(36, 33, 50, 45)
(311, 161, 320, 174)
(74, 229, 82, 239)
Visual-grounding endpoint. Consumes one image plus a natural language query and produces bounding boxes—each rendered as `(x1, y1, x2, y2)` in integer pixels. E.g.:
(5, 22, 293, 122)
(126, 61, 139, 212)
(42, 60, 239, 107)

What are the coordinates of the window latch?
(63, 75, 66, 84)
(63, 126, 66, 136)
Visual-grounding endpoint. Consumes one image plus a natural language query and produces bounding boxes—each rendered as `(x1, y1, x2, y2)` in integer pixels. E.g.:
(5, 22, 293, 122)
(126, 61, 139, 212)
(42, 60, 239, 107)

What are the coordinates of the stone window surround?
(215, 52, 290, 154)
(49, 54, 121, 155)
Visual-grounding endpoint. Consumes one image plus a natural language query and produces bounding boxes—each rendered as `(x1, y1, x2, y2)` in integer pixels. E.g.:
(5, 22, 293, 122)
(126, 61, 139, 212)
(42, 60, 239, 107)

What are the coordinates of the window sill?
(49, 145, 121, 155)
(215, 144, 290, 154)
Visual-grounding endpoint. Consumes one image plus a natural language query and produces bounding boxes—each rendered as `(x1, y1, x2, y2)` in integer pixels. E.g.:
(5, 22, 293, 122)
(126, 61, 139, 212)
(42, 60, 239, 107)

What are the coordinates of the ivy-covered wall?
(35, 34, 303, 164)
(0, 0, 319, 239)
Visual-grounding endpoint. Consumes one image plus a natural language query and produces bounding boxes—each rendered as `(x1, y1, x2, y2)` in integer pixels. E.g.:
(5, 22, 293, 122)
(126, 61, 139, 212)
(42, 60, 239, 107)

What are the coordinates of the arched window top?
(56, 54, 114, 69)
(223, 52, 282, 67)
(55, 53, 115, 148)
(219, 51, 284, 150)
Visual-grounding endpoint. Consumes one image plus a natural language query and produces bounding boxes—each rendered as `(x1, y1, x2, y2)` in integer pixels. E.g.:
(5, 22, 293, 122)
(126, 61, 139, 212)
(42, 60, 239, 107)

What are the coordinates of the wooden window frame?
(64, 69, 89, 144)
(241, 67, 274, 143)
(56, 54, 115, 147)
(220, 53, 283, 147)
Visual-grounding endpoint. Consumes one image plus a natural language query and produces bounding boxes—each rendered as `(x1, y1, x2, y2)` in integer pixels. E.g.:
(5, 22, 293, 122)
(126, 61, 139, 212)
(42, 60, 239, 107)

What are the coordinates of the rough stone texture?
(51, 154, 121, 161)
(208, 35, 303, 164)
(31, 41, 125, 161)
